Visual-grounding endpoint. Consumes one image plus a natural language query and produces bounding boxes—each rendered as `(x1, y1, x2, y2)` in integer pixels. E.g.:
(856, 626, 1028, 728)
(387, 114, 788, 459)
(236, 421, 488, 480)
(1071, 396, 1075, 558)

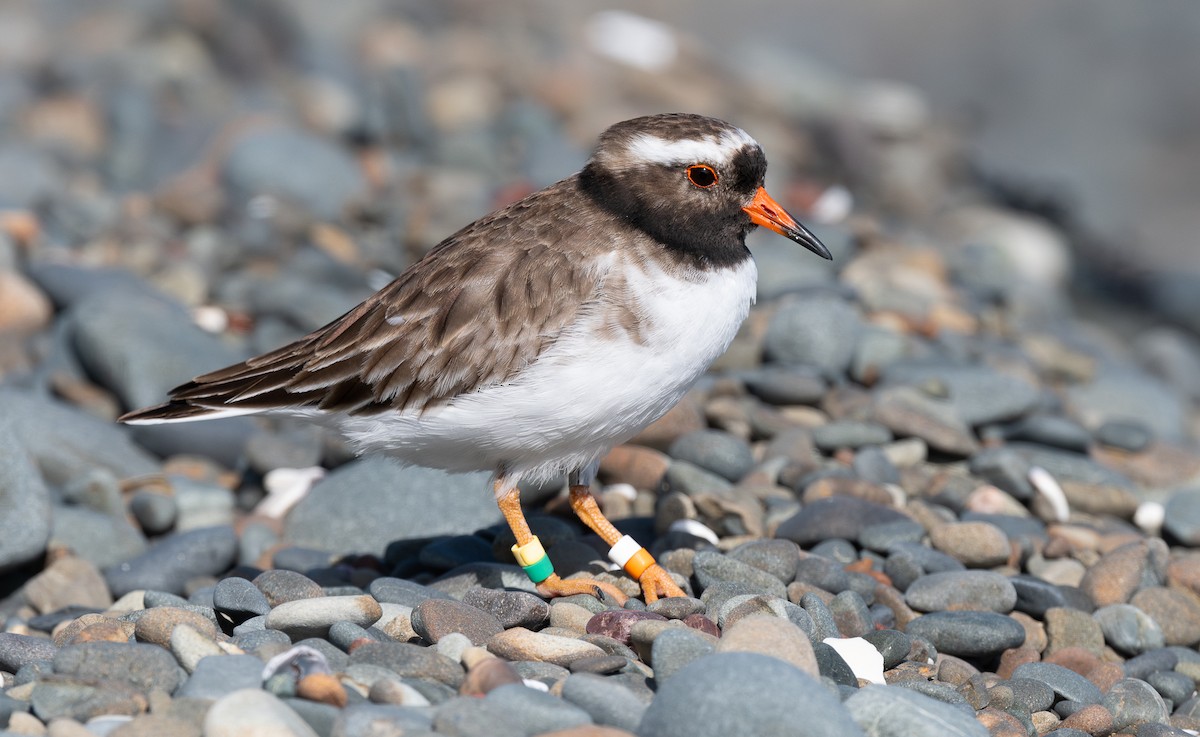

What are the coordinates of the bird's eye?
(685, 164, 718, 189)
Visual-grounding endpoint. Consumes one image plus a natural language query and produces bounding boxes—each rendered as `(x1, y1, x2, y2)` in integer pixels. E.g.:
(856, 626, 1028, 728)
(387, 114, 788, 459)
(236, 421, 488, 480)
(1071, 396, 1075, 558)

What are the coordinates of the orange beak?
(743, 186, 832, 260)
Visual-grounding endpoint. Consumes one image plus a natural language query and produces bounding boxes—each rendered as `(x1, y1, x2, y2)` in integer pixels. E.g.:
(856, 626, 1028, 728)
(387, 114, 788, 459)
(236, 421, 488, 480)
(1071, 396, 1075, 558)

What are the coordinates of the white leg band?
(608, 535, 642, 567)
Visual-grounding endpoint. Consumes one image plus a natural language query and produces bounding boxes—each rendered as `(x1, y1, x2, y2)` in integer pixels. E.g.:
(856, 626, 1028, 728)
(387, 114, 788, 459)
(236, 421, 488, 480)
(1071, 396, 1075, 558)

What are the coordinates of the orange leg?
(567, 482, 686, 603)
(495, 477, 627, 604)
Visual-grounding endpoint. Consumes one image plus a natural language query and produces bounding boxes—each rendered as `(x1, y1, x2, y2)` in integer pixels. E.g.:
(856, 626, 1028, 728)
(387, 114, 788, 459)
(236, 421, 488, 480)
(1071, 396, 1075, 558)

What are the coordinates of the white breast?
(336, 255, 758, 484)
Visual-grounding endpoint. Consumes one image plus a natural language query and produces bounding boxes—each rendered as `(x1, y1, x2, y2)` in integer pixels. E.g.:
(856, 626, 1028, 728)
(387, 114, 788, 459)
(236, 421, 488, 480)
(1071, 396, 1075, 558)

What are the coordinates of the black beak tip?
(794, 225, 833, 260)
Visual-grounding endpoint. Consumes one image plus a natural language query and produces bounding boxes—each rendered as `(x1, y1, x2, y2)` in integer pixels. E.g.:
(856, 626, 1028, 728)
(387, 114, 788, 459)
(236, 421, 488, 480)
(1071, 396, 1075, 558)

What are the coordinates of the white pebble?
(1029, 466, 1069, 523)
(522, 678, 550, 692)
(192, 305, 229, 334)
(810, 185, 854, 224)
(1134, 501, 1165, 536)
(668, 518, 720, 545)
(604, 482, 638, 501)
(822, 637, 885, 685)
(585, 11, 678, 71)
(257, 466, 326, 518)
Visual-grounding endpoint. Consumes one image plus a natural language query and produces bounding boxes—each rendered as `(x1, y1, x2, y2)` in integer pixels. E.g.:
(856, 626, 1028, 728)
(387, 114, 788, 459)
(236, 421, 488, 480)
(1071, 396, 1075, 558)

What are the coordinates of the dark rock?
(53, 641, 183, 694)
(411, 599, 503, 646)
(105, 525, 238, 597)
(905, 611, 1025, 658)
(776, 497, 913, 547)
(668, 430, 755, 482)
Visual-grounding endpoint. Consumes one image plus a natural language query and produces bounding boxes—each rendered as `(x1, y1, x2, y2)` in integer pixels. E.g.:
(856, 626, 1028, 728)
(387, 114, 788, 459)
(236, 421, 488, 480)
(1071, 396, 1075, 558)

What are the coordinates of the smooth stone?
(881, 363, 1040, 426)
(969, 448, 1036, 501)
(1129, 587, 1200, 647)
(104, 525, 238, 597)
(692, 550, 787, 599)
(53, 641, 183, 694)
(905, 612, 1025, 658)
(50, 505, 148, 570)
(727, 540, 799, 584)
(636, 652, 865, 737)
(461, 588, 551, 630)
(1103, 678, 1170, 733)
(134, 606, 219, 648)
(265, 595, 383, 639)
(1146, 670, 1194, 707)
(0, 416, 51, 572)
(776, 497, 913, 548)
(368, 576, 453, 607)
(1012, 662, 1103, 705)
(904, 570, 1017, 613)
(1163, 488, 1200, 546)
(862, 630, 911, 670)
(347, 641, 464, 688)
(812, 641, 857, 687)
(845, 684, 988, 737)
(716, 616, 818, 676)
(663, 460, 734, 496)
(762, 293, 863, 378)
(859, 521, 925, 556)
(213, 576, 272, 624)
(928, 521, 1010, 568)
(0, 633, 58, 673)
(829, 591, 873, 637)
(1008, 677, 1056, 712)
(561, 672, 648, 732)
(284, 459, 501, 557)
(254, 569, 325, 606)
(488, 628, 606, 668)
(432, 696, 528, 737)
(203, 688, 319, 737)
(0, 389, 158, 484)
(419, 534, 496, 571)
(873, 385, 981, 456)
(176, 654, 265, 700)
(649, 628, 716, 683)
(999, 415, 1091, 453)
(128, 491, 178, 536)
(1093, 604, 1165, 656)
(222, 126, 368, 221)
(485, 683, 593, 735)
(1067, 369, 1187, 442)
(1094, 420, 1153, 452)
(1044, 607, 1105, 656)
(30, 679, 147, 722)
(585, 611, 669, 645)
(812, 421, 894, 452)
(742, 366, 827, 405)
(334, 703, 434, 735)
(411, 599, 503, 646)
(667, 429, 754, 482)
(1009, 575, 1074, 618)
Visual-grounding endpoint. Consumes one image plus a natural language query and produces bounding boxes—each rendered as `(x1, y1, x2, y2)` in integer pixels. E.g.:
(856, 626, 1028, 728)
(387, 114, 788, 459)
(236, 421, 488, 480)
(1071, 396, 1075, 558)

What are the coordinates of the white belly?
(336, 256, 757, 483)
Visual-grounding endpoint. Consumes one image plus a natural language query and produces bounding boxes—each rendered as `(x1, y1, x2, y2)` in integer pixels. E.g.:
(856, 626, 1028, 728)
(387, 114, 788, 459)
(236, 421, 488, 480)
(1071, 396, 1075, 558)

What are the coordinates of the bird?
(121, 113, 832, 603)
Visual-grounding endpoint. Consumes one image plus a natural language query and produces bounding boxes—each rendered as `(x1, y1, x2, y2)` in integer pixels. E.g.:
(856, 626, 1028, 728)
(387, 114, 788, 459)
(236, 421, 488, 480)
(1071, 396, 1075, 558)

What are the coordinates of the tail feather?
(118, 401, 264, 425)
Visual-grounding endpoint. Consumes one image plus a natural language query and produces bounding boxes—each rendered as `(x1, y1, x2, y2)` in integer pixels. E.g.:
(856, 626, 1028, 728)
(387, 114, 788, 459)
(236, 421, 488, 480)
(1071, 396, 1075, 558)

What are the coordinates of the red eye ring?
(686, 164, 719, 189)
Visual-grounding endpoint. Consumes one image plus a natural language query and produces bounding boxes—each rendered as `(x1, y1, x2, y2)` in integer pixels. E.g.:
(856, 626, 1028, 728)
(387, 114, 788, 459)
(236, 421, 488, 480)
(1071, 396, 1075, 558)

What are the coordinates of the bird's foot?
(536, 573, 629, 606)
(637, 563, 686, 603)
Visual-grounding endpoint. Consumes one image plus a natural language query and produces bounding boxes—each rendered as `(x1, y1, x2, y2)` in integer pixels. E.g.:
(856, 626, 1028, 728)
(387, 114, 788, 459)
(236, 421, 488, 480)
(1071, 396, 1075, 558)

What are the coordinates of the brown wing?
(121, 180, 604, 421)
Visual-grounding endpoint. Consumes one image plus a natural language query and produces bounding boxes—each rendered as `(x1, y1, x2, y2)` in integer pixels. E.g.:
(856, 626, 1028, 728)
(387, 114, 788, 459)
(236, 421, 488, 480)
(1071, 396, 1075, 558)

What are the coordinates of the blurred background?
(2, 0, 1199, 384)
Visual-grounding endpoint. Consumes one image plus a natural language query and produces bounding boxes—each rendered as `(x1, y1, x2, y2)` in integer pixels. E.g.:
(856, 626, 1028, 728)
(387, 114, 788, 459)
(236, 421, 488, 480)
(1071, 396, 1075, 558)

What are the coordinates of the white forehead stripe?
(625, 127, 757, 167)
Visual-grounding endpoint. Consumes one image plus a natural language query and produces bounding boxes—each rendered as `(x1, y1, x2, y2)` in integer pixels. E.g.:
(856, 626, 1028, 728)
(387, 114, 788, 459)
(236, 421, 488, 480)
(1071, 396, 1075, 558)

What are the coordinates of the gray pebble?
(214, 575, 272, 623)
(53, 641, 183, 695)
(904, 570, 1017, 613)
(1011, 662, 1103, 705)
(637, 652, 865, 737)
(128, 490, 178, 535)
(1093, 604, 1165, 656)
(176, 654, 266, 699)
(763, 293, 862, 378)
(561, 672, 648, 731)
(105, 525, 237, 597)
(905, 611, 1025, 658)
(649, 628, 715, 683)
(462, 587, 550, 629)
(668, 429, 755, 482)
(812, 420, 893, 451)
(845, 684, 988, 736)
(1104, 678, 1170, 733)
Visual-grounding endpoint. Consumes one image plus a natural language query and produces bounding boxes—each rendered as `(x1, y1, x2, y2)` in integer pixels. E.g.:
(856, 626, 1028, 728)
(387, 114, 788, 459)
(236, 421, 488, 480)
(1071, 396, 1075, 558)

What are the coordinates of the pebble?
(762, 293, 862, 378)
(648, 628, 715, 683)
(1163, 488, 1200, 545)
(904, 570, 1017, 613)
(905, 611, 1026, 658)
(53, 642, 183, 695)
(283, 459, 500, 557)
(176, 654, 265, 700)
(1093, 604, 1166, 655)
(411, 598, 503, 646)
(691, 550, 787, 600)
(667, 429, 754, 482)
(715, 616, 818, 676)
(104, 525, 238, 597)
(560, 673, 648, 732)
(1011, 661, 1103, 705)
(1104, 678, 1170, 732)
(927, 521, 1011, 568)
(213, 576, 272, 624)
(133, 606, 219, 648)
(488, 628, 606, 668)
(0, 416, 52, 573)
(255, 570, 327, 607)
(636, 652, 865, 737)
(1129, 587, 1200, 646)
(845, 684, 988, 736)
(776, 497, 913, 547)
(265, 595, 383, 640)
(203, 688, 319, 737)
(0, 633, 58, 673)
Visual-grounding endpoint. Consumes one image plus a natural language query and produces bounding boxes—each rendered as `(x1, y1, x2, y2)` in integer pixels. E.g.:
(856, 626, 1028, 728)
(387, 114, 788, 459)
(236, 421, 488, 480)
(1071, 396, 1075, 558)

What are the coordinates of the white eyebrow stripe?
(625, 128, 757, 167)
